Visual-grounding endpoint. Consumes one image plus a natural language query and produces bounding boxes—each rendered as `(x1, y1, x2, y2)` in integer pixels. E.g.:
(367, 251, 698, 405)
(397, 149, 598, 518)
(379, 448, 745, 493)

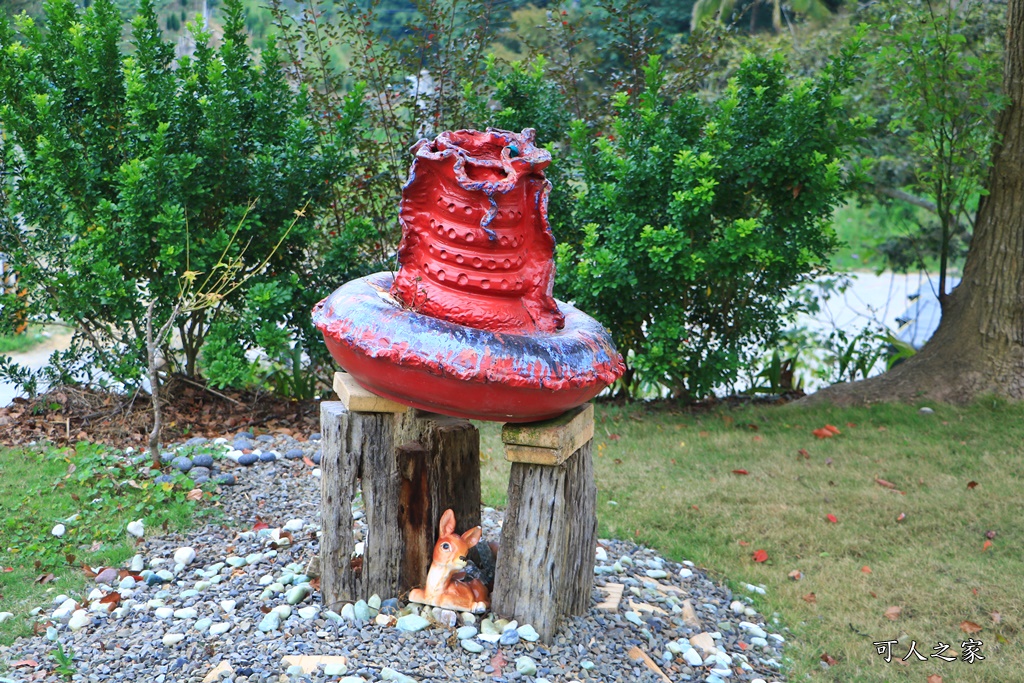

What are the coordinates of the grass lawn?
(479, 399, 1024, 683)
(0, 327, 48, 355)
(0, 444, 214, 652)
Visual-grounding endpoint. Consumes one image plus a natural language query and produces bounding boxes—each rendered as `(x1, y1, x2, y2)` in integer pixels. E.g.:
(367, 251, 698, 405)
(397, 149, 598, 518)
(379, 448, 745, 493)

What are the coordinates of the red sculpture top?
(391, 128, 565, 335)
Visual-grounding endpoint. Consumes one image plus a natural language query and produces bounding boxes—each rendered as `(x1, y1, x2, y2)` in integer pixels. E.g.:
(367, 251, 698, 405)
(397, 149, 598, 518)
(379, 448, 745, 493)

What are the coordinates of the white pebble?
(127, 520, 145, 538)
(594, 546, 608, 562)
(162, 633, 185, 647)
(683, 649, 703, 667)
(209, 622, 233, 636)
(68, 610, 90, 631)
(173, 547, 197, 566)
(51, 523, 66, 537)
(283, 519, 305, 532)
(679, 568, 693, 579)
(312, 468, 322, 478)
(0, 612, 13, 624)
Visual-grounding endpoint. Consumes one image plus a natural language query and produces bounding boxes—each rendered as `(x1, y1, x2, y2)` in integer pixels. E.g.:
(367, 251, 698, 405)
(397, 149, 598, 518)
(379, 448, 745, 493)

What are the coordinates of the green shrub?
(557, 46, 866, 399)
(0, 0, 356, 394)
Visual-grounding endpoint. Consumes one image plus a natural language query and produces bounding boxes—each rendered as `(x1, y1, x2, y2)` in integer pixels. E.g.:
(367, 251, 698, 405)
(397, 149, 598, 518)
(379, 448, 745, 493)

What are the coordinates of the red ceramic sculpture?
(407, 509, 489, 613)
(313, 128, 624, 422)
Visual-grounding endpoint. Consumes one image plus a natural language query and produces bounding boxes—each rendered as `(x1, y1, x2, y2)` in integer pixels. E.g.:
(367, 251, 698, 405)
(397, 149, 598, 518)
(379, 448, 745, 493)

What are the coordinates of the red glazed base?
(323, 335, 600, 423)
(313, 272, 624, 423)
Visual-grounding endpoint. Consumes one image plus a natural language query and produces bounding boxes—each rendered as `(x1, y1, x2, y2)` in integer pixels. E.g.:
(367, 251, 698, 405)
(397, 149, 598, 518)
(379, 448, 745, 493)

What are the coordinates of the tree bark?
(810, 0, 1024, 405)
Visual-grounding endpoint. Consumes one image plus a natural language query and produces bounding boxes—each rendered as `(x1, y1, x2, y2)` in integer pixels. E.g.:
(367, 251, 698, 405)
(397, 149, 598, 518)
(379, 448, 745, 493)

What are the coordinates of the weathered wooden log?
(492, 406, 597, 643)
(320, 390, 481, 611)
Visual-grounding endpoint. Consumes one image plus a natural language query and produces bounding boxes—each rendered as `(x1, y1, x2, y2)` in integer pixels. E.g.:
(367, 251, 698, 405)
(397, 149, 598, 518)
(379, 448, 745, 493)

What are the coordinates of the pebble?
(67, 611, 90, 632)
(258, 612, 281, 632)
(161, 633, 184, 647)
(499, 629, 520, 646)
(51, 523, 66, 537)
(286, 584, 311, 605)
(353, 599, 371, 620)
(209, 622, 232, 636)
(237, 452, 259, 466)
(456, 625, 478, 640)
(683, 648, 704, 666)
(283, 518, 305, 532)
(461, 639, 484, 653)
(173, 547, 197, 565)
(127, 520, 145, 538)
(192, 453, 215, 468)
(395, 614, 430, 632)
(171, 456, 193, 473)
(381, 668, 417, 683)
(324, 661, 348, 676)
(516, 656, 538, 676)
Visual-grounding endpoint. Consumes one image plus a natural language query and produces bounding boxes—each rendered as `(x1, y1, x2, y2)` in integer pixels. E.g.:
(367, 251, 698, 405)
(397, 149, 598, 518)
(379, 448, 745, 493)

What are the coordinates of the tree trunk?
(810, 0, 1024, 405)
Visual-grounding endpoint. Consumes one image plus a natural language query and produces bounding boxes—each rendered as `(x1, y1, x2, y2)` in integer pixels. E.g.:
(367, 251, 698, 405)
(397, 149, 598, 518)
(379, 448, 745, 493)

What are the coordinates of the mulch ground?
(0, 376, 320, 450)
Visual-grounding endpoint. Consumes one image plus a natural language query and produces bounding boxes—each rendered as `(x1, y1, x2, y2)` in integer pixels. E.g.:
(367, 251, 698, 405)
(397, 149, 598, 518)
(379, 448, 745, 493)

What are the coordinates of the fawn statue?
(408, 509, 490, 613)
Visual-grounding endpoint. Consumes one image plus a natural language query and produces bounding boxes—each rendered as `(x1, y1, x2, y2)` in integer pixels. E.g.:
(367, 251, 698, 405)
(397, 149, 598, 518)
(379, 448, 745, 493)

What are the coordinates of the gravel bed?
(1, 431, 787, 683)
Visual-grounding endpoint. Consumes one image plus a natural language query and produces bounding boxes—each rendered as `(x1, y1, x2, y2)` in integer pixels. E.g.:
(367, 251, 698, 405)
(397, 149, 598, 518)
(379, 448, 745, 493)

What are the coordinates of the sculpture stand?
(491, 404, 597, 642)
(319, 373, 481, 610)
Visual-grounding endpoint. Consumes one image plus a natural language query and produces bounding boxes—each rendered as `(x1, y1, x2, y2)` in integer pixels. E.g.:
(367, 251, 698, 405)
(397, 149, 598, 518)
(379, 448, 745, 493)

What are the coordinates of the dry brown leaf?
(960, 620, 983, 634)
(927, 675, 943, 683)
(801, 592, 817, 604)
(788, 570, 803, 581)
(820, 653, 838, 666)
(884, 605, 902, 620)
(991, 611, 1002, 624)
(186, 489, 203, 502)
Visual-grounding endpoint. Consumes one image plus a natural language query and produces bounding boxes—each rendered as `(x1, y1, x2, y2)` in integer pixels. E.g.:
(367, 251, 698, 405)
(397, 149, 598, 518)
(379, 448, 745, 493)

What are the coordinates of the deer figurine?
(408, 509, 490, 613)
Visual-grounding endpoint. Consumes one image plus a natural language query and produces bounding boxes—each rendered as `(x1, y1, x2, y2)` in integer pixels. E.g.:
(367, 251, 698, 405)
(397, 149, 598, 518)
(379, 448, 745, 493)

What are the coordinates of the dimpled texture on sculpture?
(391, 128, 564, 334)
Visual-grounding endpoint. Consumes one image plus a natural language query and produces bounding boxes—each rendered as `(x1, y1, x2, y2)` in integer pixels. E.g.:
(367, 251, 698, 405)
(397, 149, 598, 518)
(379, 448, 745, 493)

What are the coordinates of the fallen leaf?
(986, 530, 997, 539)
(738, 540, 749, 546)
(698, 430, 710, 438)
(825, 458, 833, 466)
(752, 549, 769, 563)
(12, 660, 38, 668)
(824, 424, 841, 435)
(820, 653, 838, 666)
(983, 540, 992, 551)
(960, 620, 982, 634)
(967, 481, 979, 489)
(186, 489, 203, 502)
(309, 577, 321, 591)
(732, 469, 749, 475)
(896, 513, 906, 522)
(99, 592, 121, 612)
(926, 676, 943, 683)
(884, 605, 902, 620)
(302, 456, 315, 467)
(861, 565, 872, 574)
(608, 433, 621, 441)
(34, 573, 55, 584)
(252, 519, 269, 532)
(1, 566, 12, 572)
(801, 592, 817, 603)
(874, 478, 896, 489)
(991, 611, 1002, 624)
(826, 514, 838, 524)
(846, 422, 856, 428)
(752, 435, 763, 442)
(788, 570, 803, 581)
(489, 650, 508, 674)
(812, 428, 833, 439)
(798, 448, 810, 458)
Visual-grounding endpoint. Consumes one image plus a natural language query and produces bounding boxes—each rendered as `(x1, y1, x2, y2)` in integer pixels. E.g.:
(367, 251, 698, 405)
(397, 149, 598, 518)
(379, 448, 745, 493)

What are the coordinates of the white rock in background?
(53, 599, 78, 622)
(283, 519, 305, 532)
(679, 568, 693, 579)
(730, 600, 746, 615)
(51, 523, 66, 537)
(68, 610, 90, 631)
(162, 633, 185, 647)
(594, 546, 608, 562)
(173, 547, 197, 566)
(682, 649, 704, 667)
(0, 612, 13, 624)
(127, 520, 145, 538)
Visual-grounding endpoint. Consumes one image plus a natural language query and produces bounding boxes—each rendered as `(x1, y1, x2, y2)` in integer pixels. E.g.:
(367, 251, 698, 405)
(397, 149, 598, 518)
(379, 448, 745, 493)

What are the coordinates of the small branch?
(874, 186, 938, 213)
(176, 375, 244, 405)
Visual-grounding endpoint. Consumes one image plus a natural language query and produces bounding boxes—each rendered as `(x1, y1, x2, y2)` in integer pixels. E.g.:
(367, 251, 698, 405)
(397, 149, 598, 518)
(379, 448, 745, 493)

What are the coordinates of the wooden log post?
(492, 403, 597, 643)
(320, 373, 481, 611)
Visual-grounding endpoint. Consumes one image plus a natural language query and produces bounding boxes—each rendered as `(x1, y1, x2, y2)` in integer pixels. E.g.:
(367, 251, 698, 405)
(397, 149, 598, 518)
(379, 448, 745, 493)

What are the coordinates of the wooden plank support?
(492, 404, 597, 643)
(501, 403, 594, 466)
(320, 394, 480, 611)
(333, 372, 409, 413)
